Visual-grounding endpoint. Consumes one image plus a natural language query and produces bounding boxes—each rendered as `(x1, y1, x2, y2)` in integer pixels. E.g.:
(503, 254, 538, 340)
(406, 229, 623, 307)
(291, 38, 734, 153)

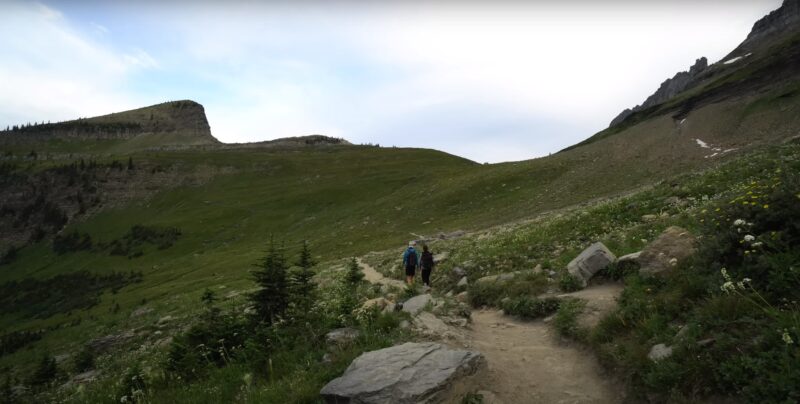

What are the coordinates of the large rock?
(361, 297, 395, 313)
(402, 294, 432, 316)
(638, 226, 697, 277)
(567, 242, 616, 287)
(320, 342, 485, 403)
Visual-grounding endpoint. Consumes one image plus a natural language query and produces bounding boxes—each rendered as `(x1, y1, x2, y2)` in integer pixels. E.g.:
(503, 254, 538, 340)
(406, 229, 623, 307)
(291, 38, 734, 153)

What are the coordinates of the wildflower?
(120, 396, 128, 403)
(744, 235, 755, 242)
(721, 281, 736, 293)
(763, 204, 769, 209)
(752, 242, 763, 248)
(782, 329, 794, 345)
(721, 268, 731, 281)
(733, 219, 746, 226)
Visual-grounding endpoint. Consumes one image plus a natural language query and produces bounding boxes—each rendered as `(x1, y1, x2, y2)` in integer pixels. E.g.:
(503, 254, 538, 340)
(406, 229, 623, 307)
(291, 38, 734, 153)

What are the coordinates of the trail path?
(356, 258, 405, 289)
(356, 257, 622, 403)
(463, 309, 620, 404)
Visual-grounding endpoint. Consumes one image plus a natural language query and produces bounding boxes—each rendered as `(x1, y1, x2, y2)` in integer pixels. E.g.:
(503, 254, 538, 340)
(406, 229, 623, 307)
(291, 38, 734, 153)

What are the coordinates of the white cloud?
(0, 0, 784, 162)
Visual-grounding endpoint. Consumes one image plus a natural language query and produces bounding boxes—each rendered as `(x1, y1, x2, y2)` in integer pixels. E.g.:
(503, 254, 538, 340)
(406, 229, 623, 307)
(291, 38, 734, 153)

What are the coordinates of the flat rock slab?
(321, 342, 485, 404)
(402, 294, 432, 315)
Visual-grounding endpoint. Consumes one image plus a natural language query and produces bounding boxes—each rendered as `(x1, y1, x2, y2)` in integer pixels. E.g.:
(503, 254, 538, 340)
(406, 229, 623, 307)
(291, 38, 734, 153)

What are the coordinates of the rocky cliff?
(0, 100, 218, 146)
(609, 58, 709, 127)
(609, 0, 799, 128)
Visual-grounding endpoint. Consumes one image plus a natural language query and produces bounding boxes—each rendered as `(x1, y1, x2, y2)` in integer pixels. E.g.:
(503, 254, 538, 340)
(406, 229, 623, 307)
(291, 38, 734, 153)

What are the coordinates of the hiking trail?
(357, 258, 623, 403)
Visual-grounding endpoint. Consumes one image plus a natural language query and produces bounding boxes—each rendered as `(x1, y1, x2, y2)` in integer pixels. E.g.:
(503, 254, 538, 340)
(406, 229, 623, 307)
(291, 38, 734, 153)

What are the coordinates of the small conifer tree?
(249, 239, 289, 325)
(288, 240, 317, 320)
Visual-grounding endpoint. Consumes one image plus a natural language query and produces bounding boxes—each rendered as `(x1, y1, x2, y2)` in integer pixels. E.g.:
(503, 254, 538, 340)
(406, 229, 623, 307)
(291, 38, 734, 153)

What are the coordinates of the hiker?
(420, 244, 435, 288)
(402, 241, 419, 285)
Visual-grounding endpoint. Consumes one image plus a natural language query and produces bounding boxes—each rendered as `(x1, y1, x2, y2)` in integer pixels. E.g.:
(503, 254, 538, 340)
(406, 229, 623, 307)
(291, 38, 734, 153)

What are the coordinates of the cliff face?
(0, 100, 218, 146)
(609, 0, 799, 128)
(729, 0, 800, 57)
(609, 58, 708, 127)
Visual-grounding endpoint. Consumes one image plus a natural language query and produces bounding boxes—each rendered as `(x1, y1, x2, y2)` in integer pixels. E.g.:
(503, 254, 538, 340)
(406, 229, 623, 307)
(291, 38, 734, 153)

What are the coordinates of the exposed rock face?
(320, 342, 485, 404)
(729, 0, 800, 57)
(638, 226, 697, 277)
(609, 58, 709, 127)
(567, 242, 616, 287)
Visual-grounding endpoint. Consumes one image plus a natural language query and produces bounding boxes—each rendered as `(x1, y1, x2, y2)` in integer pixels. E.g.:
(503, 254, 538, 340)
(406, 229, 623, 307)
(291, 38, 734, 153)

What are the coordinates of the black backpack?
(406, 250, 417, 268)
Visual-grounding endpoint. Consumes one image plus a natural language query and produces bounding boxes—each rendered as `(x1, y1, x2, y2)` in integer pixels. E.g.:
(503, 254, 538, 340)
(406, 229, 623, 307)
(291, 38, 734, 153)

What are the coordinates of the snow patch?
(695, 139, 710, 149)
(722, 52, 752, 65)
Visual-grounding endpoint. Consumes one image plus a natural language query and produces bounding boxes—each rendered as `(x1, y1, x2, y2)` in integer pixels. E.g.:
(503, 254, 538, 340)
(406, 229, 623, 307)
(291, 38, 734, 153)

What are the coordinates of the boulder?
(456, 276, 468, 288)
(455, 292, 469, 303)
(617, 251, 642, 264)
(412, 312, 461, 340)
(434, 251, 450, 263)
(361, 297, 395, 313)
(567, 242, 616, 287)
(402, 294, 432, 316)
(648, 344, 673, 361)
(326, 328, 360, 345)
(320, 342, 485, 404)
(638, 226, 697, 277)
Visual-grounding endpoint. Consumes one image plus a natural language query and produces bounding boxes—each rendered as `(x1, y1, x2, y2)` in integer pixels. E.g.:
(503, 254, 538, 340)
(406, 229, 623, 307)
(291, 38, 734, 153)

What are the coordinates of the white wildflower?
(120, 396, 128, 403)
(721, 281, 736, 293)
(733, 219, 746, 226)
(782, 329, 794, 345)
(721, 268, 732, 281)
(744, 235, 755, 242)
(752, 242, 763, 248)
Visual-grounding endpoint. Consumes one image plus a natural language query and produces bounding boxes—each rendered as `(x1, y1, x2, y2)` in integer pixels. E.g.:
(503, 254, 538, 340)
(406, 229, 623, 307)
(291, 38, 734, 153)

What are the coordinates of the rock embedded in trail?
(402, 293, 432, 315)
(567, 242, 616, 287)
(638, 226, 697, 277)
(320, 342, 485, 404)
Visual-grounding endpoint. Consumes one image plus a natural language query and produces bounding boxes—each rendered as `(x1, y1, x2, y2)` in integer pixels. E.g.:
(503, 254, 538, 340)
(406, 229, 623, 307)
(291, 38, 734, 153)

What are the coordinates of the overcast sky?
(0, 0, 783, 163)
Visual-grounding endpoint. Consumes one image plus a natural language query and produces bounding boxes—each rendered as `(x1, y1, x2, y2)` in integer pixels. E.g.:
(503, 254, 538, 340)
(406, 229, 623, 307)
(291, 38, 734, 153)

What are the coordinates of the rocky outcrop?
(638, 226, 697, 277)
(567, 242, 616, 287)
(0, 100, 218, 146)
(727, 0, 800, 58)
(320, 342, 485, 404)
(609, 58, 709, 127)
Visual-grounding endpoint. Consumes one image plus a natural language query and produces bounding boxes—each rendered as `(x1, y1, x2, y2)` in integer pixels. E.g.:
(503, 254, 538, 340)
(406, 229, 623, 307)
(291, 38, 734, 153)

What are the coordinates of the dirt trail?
(356, 258, 405, 289)
(463, 309, 621, 404)
(357, 256, 621, 403)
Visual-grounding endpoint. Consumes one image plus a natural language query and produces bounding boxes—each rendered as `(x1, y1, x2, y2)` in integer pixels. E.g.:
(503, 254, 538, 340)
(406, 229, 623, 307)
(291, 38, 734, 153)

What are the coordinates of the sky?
(0, 0, 784, 163)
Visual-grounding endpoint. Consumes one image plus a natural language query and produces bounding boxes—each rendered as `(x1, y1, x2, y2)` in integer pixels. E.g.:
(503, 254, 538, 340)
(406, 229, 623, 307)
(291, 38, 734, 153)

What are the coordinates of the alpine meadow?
(2, 1, 800, 403)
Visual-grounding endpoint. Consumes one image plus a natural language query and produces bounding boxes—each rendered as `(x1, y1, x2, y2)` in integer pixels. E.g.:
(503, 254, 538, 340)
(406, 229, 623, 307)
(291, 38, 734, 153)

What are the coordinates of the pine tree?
(249, 239, 289, 325)
(201, 288, 217, 306)
(288, 241, 317, 320)
(345, 257, 364, 286)
(338, 257, 365, 321)
(29, 353, 58, 386)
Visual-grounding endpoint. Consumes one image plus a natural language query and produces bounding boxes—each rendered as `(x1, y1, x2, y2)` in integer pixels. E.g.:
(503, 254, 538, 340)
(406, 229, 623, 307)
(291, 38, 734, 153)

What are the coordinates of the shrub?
(28, 353, 58, 387)
(554, 299, 586, 339)
(501, 296, 560, 319)
(558, 272, 582, 292)
(73, 346, 94, 373)
(52, 231, 92, 255)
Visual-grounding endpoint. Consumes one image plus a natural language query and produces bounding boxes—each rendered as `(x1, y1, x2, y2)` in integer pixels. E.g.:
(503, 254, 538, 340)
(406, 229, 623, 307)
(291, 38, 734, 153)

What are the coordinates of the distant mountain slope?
(604, 0, 800, 132)
(0, 100, 218, 150)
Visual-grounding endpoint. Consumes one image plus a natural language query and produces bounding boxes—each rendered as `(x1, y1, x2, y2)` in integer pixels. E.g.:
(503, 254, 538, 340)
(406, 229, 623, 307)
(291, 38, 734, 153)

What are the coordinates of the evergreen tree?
(249, 239, 289, 325)
(201, 288, 217, 306)
(338, 257, 365, 322)
(288, 241, 317, 320)
(345, 256, 364, 287)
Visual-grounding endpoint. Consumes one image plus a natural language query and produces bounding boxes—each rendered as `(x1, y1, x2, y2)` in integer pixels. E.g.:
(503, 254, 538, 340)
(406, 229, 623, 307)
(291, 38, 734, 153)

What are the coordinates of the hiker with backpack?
(402, 241, 419, 285)
(419, 244, 435, 289)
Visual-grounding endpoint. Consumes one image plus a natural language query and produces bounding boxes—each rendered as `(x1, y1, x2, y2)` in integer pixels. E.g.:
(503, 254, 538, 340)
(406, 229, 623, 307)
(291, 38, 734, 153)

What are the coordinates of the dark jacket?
(420, 251, 434, 270)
